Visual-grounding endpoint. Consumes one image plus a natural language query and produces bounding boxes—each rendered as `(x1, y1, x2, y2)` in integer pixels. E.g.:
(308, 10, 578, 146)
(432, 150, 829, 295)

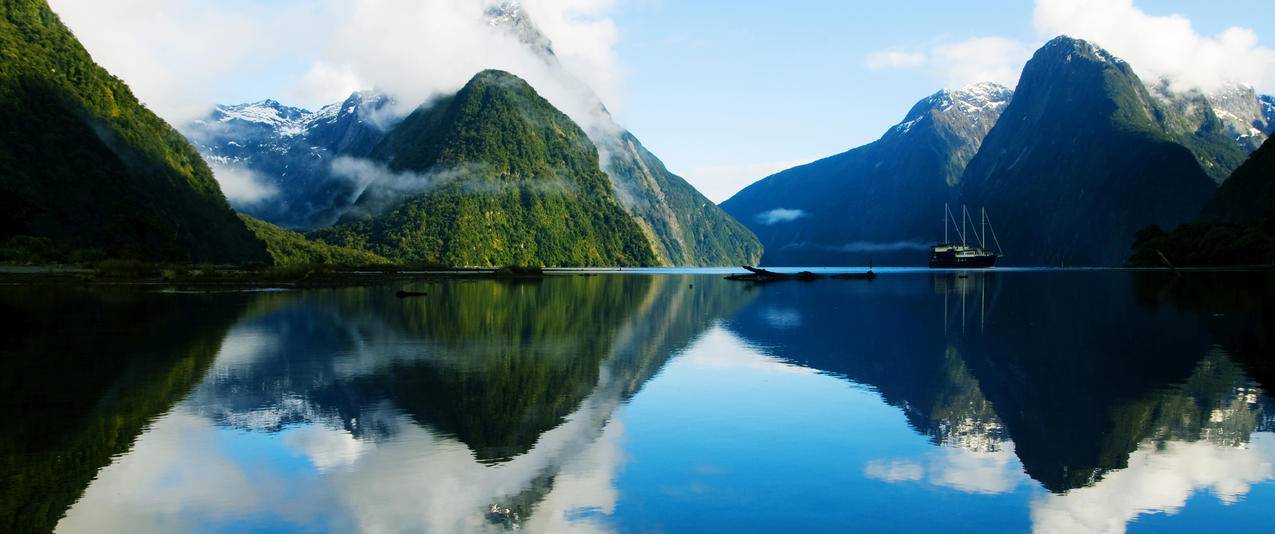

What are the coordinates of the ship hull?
(928, 254, 999, 269)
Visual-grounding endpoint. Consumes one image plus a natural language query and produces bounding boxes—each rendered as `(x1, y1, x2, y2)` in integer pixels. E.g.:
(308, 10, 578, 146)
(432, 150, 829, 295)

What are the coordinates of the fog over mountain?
(186, 1, 761, 266)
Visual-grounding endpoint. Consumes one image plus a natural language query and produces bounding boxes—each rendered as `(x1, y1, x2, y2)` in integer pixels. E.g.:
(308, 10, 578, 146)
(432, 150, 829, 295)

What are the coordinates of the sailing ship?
(929, 204, 1003, 268)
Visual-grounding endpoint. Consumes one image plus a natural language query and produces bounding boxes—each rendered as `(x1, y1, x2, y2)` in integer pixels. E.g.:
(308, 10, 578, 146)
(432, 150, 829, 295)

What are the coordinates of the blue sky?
(50, 0, 1275, 202)
(608, 0, 1275, 200)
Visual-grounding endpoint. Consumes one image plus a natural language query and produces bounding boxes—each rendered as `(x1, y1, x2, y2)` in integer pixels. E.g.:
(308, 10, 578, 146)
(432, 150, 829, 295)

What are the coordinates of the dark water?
(3, 271, 1274, 533)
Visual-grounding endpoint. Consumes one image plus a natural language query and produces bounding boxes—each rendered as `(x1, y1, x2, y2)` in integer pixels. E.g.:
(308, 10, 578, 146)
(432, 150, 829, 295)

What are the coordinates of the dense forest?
(0, 0, 267, 263)
(313, 70, 658, 267)
(1129, 135, 1275, 266)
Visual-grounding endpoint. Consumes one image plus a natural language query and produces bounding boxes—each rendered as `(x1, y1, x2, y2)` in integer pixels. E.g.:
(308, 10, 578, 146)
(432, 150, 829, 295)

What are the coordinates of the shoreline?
(0, 264, 1270, 291)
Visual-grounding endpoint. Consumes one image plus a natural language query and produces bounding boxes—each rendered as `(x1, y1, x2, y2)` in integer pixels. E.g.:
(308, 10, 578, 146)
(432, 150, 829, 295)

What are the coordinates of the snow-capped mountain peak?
(185, 91, 398, 228)
(205, 91, 393, 139)
(486, 0, 555, 59)
(212, 99, 310, 130)
(308, 91, 392, 128)
(949, 82, 1014, 113)
(893, 82, 1013, 135)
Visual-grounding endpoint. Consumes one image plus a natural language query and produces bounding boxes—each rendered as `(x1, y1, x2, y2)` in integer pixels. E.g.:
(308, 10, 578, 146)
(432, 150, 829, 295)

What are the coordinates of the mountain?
(312, 70, 657, 267)
(958, 36, 1226, 266)
(597, 132, 763, 265)
(185, 92, 395, 229)
(1264, 94, 1275, 135)
(720, 83, 1013, 266)
(1129, 135, 1275, 266)
(1200, 83, 1275, 153)
(1143, 83, 1253, 183)
(0, 0, 267, 263)
(485, 1, 761, 266)
(1149, 81, 1275, 158)
(1202, 135, 1275, 224)
(191, 2, 761, 266)
(239, 214, 389, 267)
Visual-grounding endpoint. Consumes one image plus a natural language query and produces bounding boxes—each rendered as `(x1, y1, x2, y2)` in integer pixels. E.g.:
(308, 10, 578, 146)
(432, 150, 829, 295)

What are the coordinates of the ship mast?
(984, 210, 1004, 255)
(944, 203, 964, 244)
(961, 205, 967, 246)
(981, 207, 987, 249)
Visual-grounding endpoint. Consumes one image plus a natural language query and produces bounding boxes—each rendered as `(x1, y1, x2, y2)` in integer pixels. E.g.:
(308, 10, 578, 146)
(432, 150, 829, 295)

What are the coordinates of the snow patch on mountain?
(894, 82, 1013, 134)
(1149, 79, 1273, 152)
(485, 0, 555, 60)
(1262, 95, 1275, 133)
(184, 91, 397, 228)
(213, 100, 309, 131)
(207, 92, 392, 139)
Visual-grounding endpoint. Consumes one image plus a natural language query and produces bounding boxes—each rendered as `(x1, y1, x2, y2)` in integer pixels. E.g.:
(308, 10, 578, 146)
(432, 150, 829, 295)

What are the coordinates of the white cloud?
(863, 37, 1031, 89)
(1031, 435, 1275, 534)
(522, 0, 622, 114)
(864, 459, 925, 482)
(863, 0, 1275, 94)
(1034, 0, 1275, 93)
(927, 446, 1025, 494)
(289, 63, 367, 109)
(865, 446, 1026, 495)
(281, 426, 372, 473)
(46, 0, 625, 132)
(209, 163, 278, 205)
(755, 208, 808, 225)
(48, 0, 320, 123)
(674, 326, 818, 377)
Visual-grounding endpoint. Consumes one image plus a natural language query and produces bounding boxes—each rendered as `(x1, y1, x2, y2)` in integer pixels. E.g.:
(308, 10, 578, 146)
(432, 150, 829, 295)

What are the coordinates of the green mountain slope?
(484, 1, 760, 266)
(1200, 134, 1275, 224)
(720, 83, 1012, 266)
(0, 0, 267, 263)
(959, 36, 1223, 266)
(313, 70, 656, 267)
(240, 214, 389, 267)
(1147, 81, 1251, 184)
(598, 132, 762, 266)
(1130, 135, 1275, 266)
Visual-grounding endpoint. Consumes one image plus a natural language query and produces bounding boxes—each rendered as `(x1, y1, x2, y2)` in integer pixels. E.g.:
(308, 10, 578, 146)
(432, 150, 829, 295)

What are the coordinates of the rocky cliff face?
(959, 36, 1220, 266)
(720, 83, 1012, 266)
(185, 92, 396, 229)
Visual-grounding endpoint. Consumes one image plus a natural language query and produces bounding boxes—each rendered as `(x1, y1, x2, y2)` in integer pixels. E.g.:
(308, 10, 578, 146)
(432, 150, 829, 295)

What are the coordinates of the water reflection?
(0, 288, 250, 534)
(2, 271, 1273, 532)
(723, 271, 1275, 531)
(48, 276, 751, 532)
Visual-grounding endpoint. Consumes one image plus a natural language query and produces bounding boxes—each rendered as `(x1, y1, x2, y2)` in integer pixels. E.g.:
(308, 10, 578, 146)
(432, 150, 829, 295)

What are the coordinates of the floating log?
(726, 266, 875, 283)
(395, 290, 428, 298)
(1155, 249, 1180, 275)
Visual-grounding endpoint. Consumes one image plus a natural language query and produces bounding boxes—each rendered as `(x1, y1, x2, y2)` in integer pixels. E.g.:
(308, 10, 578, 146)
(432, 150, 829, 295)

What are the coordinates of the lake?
(3, 270, 1274, 533)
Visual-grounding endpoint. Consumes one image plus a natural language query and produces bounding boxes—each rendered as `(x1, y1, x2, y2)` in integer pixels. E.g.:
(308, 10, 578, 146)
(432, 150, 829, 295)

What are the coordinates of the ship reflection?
(724, 271, 1275, 505)
(5, 271, 1273, 533)
(934, 271, 999, 334)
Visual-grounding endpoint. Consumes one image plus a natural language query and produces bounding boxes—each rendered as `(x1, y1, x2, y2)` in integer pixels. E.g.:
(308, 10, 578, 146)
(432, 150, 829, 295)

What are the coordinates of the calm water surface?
(3, 271, 1274, 533)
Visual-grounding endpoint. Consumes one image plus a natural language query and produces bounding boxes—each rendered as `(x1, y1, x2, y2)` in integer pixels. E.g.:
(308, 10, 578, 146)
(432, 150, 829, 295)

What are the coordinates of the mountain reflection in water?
(0, 271, 1272, 533)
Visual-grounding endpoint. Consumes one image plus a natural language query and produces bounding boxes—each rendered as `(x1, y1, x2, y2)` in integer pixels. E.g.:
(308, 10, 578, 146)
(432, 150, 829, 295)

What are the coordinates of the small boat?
(929, 204, 1002, 269)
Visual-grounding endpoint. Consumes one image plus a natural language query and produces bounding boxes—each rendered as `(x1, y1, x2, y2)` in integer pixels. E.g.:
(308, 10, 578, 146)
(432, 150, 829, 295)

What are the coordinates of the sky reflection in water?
(1, 272, 1272, 533)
